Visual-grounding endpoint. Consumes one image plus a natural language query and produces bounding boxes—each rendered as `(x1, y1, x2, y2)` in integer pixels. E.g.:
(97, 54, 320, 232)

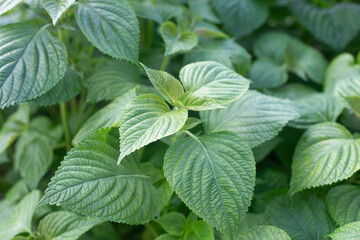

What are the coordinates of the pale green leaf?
(155, 212, 186, 236)
(156, 234, 179, 240)
(326, 185, 360, 226)
(0, 24, 67, 108)
(38, 211, 100, 240)
(182, 117, 202, 130)
(75, 0, 139, 64)
(73, 89, 136, 144)
(200, 90, 299, 148)
(266, 194, 335, 240)
(343, 96, 360, 117)
(43, 0, 75, 25)
(189, 0, 219, 23)
(39, 128, 168, 224)
(178, 61, 250, 110)
(249, 59, 287, 89)
(0, 0, 23, 15)
(265, 83, 318, 100)
(164, 132, 256, 239)
(239, 225, 291, 240)
(328, 221, 360, 240)
(289, 122, 360, 195)
(160, 21, 197, 56)
(183, 220, 214, 240)
(334, 77, 360, 105)
(118, 94, 188, 163)
(192, 20, 228, 39)
(130, 2, 183, 24)
(5, 180, 29, 203)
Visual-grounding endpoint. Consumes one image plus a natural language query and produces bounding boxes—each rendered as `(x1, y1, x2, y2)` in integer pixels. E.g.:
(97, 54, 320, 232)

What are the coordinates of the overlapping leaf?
(0, 0, 23, 15)
(239, 226, 291, 240)
(43, 0, 75, 25)
(328, 221, 360, 240)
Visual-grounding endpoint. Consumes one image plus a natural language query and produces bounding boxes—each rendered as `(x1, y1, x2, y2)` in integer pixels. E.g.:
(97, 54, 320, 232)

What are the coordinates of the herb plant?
(0, 0, 360, 240)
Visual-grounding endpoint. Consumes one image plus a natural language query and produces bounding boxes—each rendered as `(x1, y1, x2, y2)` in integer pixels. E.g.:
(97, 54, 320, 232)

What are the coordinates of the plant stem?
(0, 109, 5, 125)
(60, 102, 71, 151)
(160, 55, 170, 71)
(145, 20, 154, 49)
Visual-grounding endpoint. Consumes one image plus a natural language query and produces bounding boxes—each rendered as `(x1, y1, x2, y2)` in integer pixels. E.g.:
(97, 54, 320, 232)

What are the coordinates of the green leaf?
(43, 0, 75, 25)
(266, 194, 335, 240)
(85, 60, 141, 102)
(265, 83, 318, 100)
(0, 24, 67, 108)
(0, 190, 40, 240)
(211, 0, 268, 36)
(183, 220, 214, 240)
(249, 59, 287, 89)
(192, 20, 228, 39)
(334, 77, 360, 105)
(182, 117, 202, 130)
(38, 211, 100, 240)
(239, 213, 270, 232)
(75, 0, 140, 64)
(200, 90, 298, 148)
(290, 0, 360, 50)
(164, 131, 256, 239)
(40, 128, 168, 224)
(289, 122, 360, 195)
(118, 94, 188, 163)
(0, 0, 23, 15)
(178, 61, 250, 110)
(156, 234, 179, 240)
(5, 180, 29, 203)
(343, 96, 360, 117)
(160, 21, 197, 56)
(141, 63, 184, 105)
(130, 2, 183, 24)
(73, 89, 136, 144)
(155, 212, 186, 236)
(328, 221, 360, 240)
(30, 68, 81, 106)
(238, 225, 291, 240)
(189, 0, 220, 23)
(326, 185, 360, 226)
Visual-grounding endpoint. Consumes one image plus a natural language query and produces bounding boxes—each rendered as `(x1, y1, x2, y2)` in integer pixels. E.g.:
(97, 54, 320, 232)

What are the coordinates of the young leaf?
(327, 221, 360, 240)
(39, 128, 168, 224)
(289, 122, 360, 195)
(326, 185, 360, 226)
(200, 90, 299, 148)
(118, 94, 188, 163)
(141, 64, 184, 105)
(43, 0, 75, 25)
(75, 0, 140, 64)
(266, 194, 335, 240)
(164, 132, 256, 239)
(38, 211, 100, 240)
(0, 0, 23, 15)
(155, 212, 186, 236)
(238, 225, 291, 240)
(160, 21, 197, 56)
(0, 24, 67, 108)
(178, 61, 250, 110)
(0, 190, 40, 240)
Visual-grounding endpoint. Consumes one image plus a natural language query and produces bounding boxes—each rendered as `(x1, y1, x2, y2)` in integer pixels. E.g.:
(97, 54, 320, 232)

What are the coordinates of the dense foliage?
(0, 0, 360, 239)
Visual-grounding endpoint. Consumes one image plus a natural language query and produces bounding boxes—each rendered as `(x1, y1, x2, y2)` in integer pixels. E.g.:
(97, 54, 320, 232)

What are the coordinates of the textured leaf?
(0, 0, 23, 15)
(182, 117, 202, 130)
(328, 221, 360, 240)
(266, 194, 335, 240)
(178, 61, 250, 110)
(164, 132, 256, 238)
(343, 96, 360, 117)
(0, 24, 67, 108)
(334, 77, 360, 105)
(200, 90, 299, 148)
(326, 185, 360, 226)
(249, 59, 287, 89)
(40, 128, 168, 224)
(43, 0, 75, 25)
(289, 122, 360, 195)
(211, 0, 268, 36)
(130, 2, 183, 24)
(0, 190, 40, 240)
(155, 212, 186, 236)
(141, 63, 184, 105)
(85, 60, 141, 102)
(73, 89, 136, 144)
(38, 211, 100, 240)
(189, 0, 219, 23)
(160, 21, 197, 56)
(290, 0, 360, 50)
(75, 0, 140, 64)
(30, 68, 81, 106)
(118, 94, 187, 162)
(238, 225, 291, 240)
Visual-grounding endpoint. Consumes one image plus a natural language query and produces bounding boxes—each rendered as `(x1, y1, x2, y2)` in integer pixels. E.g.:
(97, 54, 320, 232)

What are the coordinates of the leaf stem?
(160, 55, 170, 71)
(60, 102, 71, 151)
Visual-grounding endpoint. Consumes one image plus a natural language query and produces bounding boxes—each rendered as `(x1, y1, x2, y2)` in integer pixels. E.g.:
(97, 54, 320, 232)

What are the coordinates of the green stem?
(145, 20, 154, 49)
(60, 102, 71, 151)
(160, 55, 170, 71)
(0, 109, 5, 125)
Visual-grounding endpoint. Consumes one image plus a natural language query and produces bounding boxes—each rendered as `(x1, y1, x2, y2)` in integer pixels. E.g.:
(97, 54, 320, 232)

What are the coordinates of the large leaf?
(73, 89, 136, 144)
(0, 0, 23, 15)
(39, 128, 169, 224)
(75, 0, 140, 64)
(164, 132, 256, 239)
(178, 61, 250, 110)
(266, 194, 335, 240)
(334, 77, 360, 105)
(343, 96, 360, 117)
(211, 0, 268, 36)
(265, 83, 318, 100)
(118, 94, 188, 163)
(0, 24, 67, 108)
(328, 221, 360, 240)
(289, 122, 360, 195)
(200, 90, 298, 148)
(0, 190, 40, 240)
(38, 211, 100, 240)
(290, 0, 360, 50)
(249, 59, 287, 89)
(238, 226, 291, 240)
(326, 185, 360, 226)
(85, 60, 140, 102)
(43, 0, 75, 25)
